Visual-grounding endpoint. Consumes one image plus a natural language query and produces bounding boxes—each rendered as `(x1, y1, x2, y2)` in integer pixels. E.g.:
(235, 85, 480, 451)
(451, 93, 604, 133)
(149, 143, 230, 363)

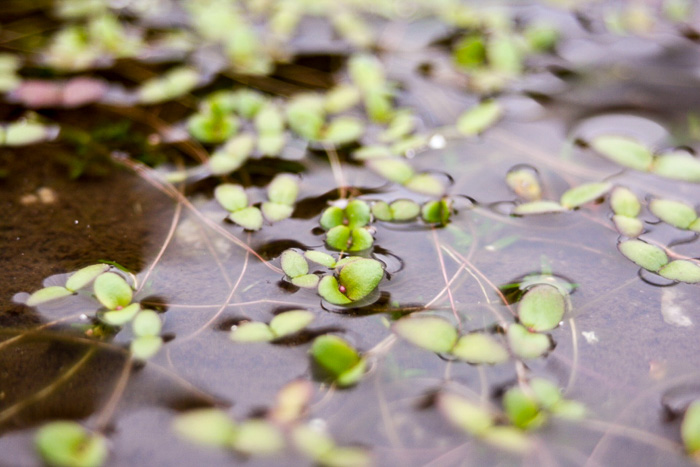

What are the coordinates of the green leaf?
(488, 35, 522, 75)
(269, 310, 314, 337)
(4, 121, 53, 146)
(349, 227, 374, 251)
(513, 200, 566, 216)
(100, 303, 140, 326)
(318, 276, 352, 305)
(649, 199, 697, 229)
(188, 112, 238, 144)
(658, 260, 700, 284)
(257, 133, 285, 156)
(231, 420, 284, 455)
(612, 215, 643, 237)
(336, 358, 367, 387)
(404, 173, 445, 196)
(345, 200, 371, 229)
(559, 182, 612, 209)
(367, 158, 414, 184)
(233, 89, 267, 119)
(390, 200, 420, 221)
(393, 316, 458, 353)
(209, 133, 255, 175)
(291, 424, 335, 459)
(326, 225, 351, 251)
(371, 201, 393, 221)
(138, 67, 198, 104)
(267, 174, 298, 206)
(65, 264, 109, 292)
(26, 286, 73, 307)
(506, 168, 541, 201)
(323, 117, 365, 145)
(421, 199, 452, 225)
(262, 202, 294, 222)
(215, 184, 248, 212)
(589, 135, 653, 171)
(173, 409, 236, 447)
(255, 104, 284, 134)
(529, 379, 562, 409)
(551, 400, 586, 419)
(339, 258, 383, 301)
(352, 145, 393, 160)
(130, 336, 163, 360)
(481, 426, 530, 454)
(453, 35, 486, 70)
(133, 310, 161, 337)
(610, 187, 640, 217)
(651, 152, 700, 183)
(230, 322, 275, 342)
(618, 239, 668, 272)
(320, 206, 345, 230)
(379, 111, 416, 143)
(229, 206, 263, 231)
(682, 400, 700, 454)
(325, 84, 361, 114)
(311, 335, 360, 377)
(35, 421, 107, 467)
(304, 251, 336, 268)
(507, 323, 551, 359)
(451, 333, 509, 364)
(291, 274, 320, 288)
(94, 272, 132, 310)
(281, 250, 309, 279)
(317, 447, 372, 467)
(437, 393, 494, 436)
(456, 100, 502, 136)
(518, 285, 565, 332)
(503, 387, 547, 430)
(334, 256, 364, 268)
(286, 94, 325, 140)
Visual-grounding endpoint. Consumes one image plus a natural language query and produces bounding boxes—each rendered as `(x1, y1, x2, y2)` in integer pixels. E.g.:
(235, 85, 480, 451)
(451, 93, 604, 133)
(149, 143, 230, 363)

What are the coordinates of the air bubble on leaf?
(393, 316, 458, 353)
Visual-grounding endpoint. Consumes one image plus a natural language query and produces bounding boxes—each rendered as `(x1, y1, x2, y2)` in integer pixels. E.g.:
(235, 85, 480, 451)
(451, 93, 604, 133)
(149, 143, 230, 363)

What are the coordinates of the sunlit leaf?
(613, 215, 643, 237)
(133, 310, 162, 337)
(267, 174, 298, 206)
(393, 316, 458, 353)
(230, 322, 275, 342)
(262, 202, 294, 222)
(173, 409, 236, 447)
(291, 274, 320, 288)
(35, 421, 107, 467)
(100, 303, 140, 326)
(229, 206, 263, 231)
(367, 158, 414, 184)
(304, 251, 336, 268)
(320, 206, 345, 230)
(281, 250, 308, 279)
(94, 272, 132, 310)
(456, 100, 502, 136)
(390, 200, 420, 221)
(506, 168, 541, 201)
(512, 200, 566, 216)
(404, 173, 445, 196)
(371, 201, 392, 221)
(682, 400, 700, 454)
(270, 310, 314, 337)
(503, 387, 547, 430)
(311, 335, 360, 377)
(610, 187, 640, 218)
(349, 227, 374, 251)
(215, 184, 248, 212)
(323, 117, 365, 145)
(618, 239, 668, 272)
(26, 286, 73, 307)
(318, 276, 352, 305)
(507, 323, 551, 359)
(437, 392, 494, 436)
(649, 199, 697, 229)
(231, 420, 284, 455)
(559, 182, 611, 209)
(518, 285, 565, 332)
(130, 335, 163, 360)
(65, 264, 109, 292)
(589, 135, 653, 171)
(339, 258, 383, 301)
(651, 152, 700, 183)
(345, 200, 371, 229)
(451, 333, 509, 364)
(326, 225, 351, 250)
(658, 260, 700, 284)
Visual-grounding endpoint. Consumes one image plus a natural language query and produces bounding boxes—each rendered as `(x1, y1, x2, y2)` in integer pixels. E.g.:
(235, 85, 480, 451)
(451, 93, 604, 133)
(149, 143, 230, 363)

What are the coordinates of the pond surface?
(2, 1, 700, 466)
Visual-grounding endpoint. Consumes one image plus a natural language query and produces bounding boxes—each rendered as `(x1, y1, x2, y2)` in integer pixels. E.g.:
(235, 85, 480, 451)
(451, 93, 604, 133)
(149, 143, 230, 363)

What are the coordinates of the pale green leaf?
(613, 215, 643, 237)
(65, 264, 109, 292)
(269, 310, 314, 337)
(367, 158, 414, 184)
(371, 201, 393, 221)
(172, 409, 236, 447)
(451, 333, 509, 364)
(231, 420, 284, 455)
(649, 199, 697, 229)
(456, 100, 502, 136)
(133, 310, 162, 337)
(559, 182, 611, 209)
(404, 173, 445, 196)
(610, 187, 640, 217)
(35, 421, 107, 467)
(437, 393, 494, 436)
(100, 303, 140, 326)
(618, 239, 668, 271)
(590, 135, 653, 171)
(393, 316, 458, 353)
(94, 272, 132, 310)
(323, 117, 364, 145)
(304, 251, 336, 268)
(506, 168, 541, 201)
(130, 335, 163, 360)
(26, 286, 73, 307)
(262, 202, 294, 222)
(682, 400, 700, 454)
(513, 200, 566, 216)
(215, 184, 248, 212)
(281, 250, 308, 278)
(336, 358, 366, 387)
(339, 258, 383, 301)
(507, 323, 551, 359)
(651, 152, 700, 183)
(658, 260, 700, 284)
(390, 200, 420, 221)
(518, 285, 565, 331)
(229, 206, 263, 231)
(317, 447, 372, 467)
(267, 174, 298, 206)
(291, 274, 320, 288)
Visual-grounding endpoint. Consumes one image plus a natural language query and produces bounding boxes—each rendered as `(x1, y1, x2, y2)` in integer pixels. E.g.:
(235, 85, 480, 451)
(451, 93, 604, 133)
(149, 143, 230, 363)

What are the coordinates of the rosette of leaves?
(281, 250, 319, 288)
(502, 379, 585, 431)
(262, 174, 299, 223)
(610, 187, 643, 237)
(230, 310, 315, 342)
(310, 335, 366, 387)
(393, 315, 509, 365)
(317, 257, 384, 306)
(214, 183, 263, 231)
(437, 392, 529, 454)
(618, 239, 700, 283)
(513, 182, 612, 215)
(35, 421, 108, 467)
(319, 200, 374, 251)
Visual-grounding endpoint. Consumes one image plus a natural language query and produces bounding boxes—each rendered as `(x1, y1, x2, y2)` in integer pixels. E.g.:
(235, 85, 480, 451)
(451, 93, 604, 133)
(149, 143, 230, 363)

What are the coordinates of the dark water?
(2, 2, 700, 466)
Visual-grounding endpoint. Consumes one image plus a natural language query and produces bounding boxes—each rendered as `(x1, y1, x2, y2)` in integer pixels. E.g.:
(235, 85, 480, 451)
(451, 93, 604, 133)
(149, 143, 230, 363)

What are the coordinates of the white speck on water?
(80, 314, 88, 321)
(661, 287, 693, 327)
(582, 331, 598, 344)
(429, 134, 446, 149)
(74, 220, 79, 224)
(308, 418, 326, 431)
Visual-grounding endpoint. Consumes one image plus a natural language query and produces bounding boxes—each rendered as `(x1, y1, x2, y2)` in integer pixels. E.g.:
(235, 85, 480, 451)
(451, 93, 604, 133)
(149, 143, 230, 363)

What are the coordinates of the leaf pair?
(130, 310, 163, 360)
(261, 174, 299, 223)
(26, 264, 109, 307)
(618, 240, 700, 283)
(35, 421, 107, 467)
(230, 310, 315, 342)
(215, 183, 263, 230)
(610, 187, 643, 237)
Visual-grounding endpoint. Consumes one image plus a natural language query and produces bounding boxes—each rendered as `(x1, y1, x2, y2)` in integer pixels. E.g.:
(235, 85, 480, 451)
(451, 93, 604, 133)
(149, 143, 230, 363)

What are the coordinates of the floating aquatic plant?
(230, 310, 315, 342)
(35, 421, 107, 467)
(317, 257, 384, 305)
(215, 183, 263, 231)
(310, 335, 366, 387)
